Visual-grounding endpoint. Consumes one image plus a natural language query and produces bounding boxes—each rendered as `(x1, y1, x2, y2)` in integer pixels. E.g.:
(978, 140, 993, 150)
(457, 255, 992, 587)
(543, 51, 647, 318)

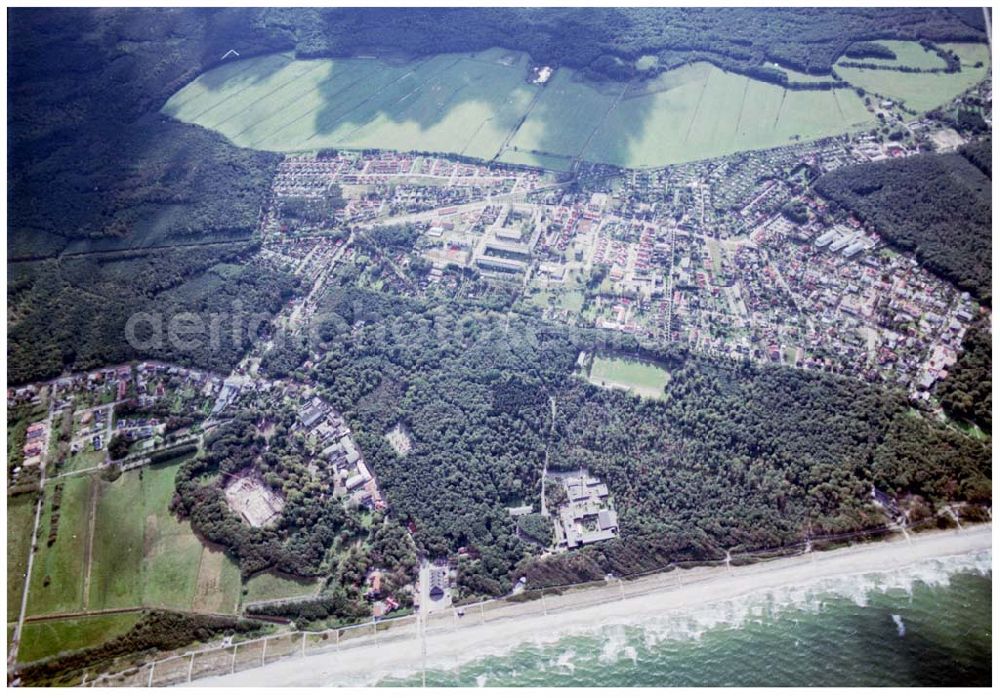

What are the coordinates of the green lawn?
(244, 572, 321, 604)
(18, 612, 141, 664)
(7, 494, 37, 621)
(63, 446, 106, 474)
(26, 476, 92, 615)
(586, 354, 671, 400)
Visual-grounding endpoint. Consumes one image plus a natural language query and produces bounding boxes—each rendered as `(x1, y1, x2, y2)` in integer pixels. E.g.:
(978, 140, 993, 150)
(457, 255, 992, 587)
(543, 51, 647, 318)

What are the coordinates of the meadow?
(18, 612, 142, 665)
(244, 572, 321, 605)
(834, 42, 990, 113)
(22, 463, 241, 663)
(7, 494, 36, 622)
(166, 43, 988, 169)
(841, 40, 948, 70)
(585, 354, 671, 400)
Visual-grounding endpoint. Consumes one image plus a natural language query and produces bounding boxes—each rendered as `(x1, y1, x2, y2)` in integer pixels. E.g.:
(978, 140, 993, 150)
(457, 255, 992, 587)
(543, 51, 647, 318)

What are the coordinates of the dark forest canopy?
(7, 244, 299, 383)
(284, 7, 984, 78)
(814, 141, 992, 303)
(937, 320, 992, 433)
(7, 8, 289, 260)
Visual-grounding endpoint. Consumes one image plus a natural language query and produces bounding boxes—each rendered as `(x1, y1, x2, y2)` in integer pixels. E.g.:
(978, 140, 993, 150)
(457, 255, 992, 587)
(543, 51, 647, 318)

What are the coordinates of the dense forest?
(261, 258, 991, 598)
(7, 244, 299, 383)
(814, 141, 992, 303)
(936, 320, 992, 433)
(277, 7, 985, 79)
(8, 8, 289, 260)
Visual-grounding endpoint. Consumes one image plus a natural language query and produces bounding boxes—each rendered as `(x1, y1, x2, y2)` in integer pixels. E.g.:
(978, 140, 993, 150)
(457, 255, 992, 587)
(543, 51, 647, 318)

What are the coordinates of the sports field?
(586, 354, 670, 400)
(167, 44, 988, 168)
(25, 465, 241, 621)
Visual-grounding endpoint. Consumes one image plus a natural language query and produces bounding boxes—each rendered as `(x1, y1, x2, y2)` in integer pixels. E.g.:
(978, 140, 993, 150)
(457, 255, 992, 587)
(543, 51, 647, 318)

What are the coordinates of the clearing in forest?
(384, 423, 413, 457)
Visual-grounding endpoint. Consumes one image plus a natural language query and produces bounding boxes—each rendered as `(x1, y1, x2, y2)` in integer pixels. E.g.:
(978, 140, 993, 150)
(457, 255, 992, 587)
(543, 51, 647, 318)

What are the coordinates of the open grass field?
(139, 464, 241, 614)
(586, 354, 671, 401)
(18, 612, 142, 665)
(836, 61, 990, 113)
(772, 65, 837, 83)
(164, 49, 539, 159)
(167, 45, 988, 169)
(63, 446, 106, 474)
(244, 572, 321, 605)
(7, 494, 37, 621)
(87, 472, 144, 609)
(24, 464, 241, 621)
(839, 40, 948, 70)
(507, 68, 623, 162)
(835, 42, 990, 114)
(26, 476, 92, 616)
(938, 42, 992, 68)
(587, 63, 874, 167)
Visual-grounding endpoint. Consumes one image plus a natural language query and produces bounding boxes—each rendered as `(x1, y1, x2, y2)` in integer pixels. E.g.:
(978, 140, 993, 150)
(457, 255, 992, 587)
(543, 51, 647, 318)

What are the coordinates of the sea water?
(375, 550, 991, 687)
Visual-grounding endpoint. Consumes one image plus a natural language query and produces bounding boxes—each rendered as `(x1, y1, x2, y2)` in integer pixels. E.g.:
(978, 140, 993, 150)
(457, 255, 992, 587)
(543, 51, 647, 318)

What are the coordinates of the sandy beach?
(194, 525, 991, 686)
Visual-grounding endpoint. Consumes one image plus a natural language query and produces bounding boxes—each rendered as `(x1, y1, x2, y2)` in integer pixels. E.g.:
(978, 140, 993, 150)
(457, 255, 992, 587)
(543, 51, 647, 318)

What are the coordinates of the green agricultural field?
(244, 572, 321, 604)
(87, 472, 144, 609)
(140, 464, 241, 615)
(25, 464, 241, 623)
(773, 65, 837, 83)
(26, 476, 93, 615)
(497, 148, 575, 172)
(18, 612, 141, 664)
(587, 63, 874, 167)
(938, 42, 992, 69)
(507, 68, 621, 160)
(167, 46, 985, 169)
(7, 494, 36, 621)
(586, 354, 671, 400)
(164, 49, 539, 159)
(836, 49, 990, 113)
(839, 40, 948, 70)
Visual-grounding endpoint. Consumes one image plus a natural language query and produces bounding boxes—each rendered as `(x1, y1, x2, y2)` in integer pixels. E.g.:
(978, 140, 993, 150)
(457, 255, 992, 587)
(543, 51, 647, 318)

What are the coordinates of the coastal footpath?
(194, 524, 992, 687)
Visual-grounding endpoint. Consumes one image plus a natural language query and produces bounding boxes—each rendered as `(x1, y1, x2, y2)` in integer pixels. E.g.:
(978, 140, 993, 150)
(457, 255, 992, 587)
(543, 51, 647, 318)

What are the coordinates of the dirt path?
(80, 476, 100, 610)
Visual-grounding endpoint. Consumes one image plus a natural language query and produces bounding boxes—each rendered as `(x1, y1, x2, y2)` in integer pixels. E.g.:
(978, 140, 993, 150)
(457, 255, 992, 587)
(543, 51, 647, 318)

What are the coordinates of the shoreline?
(194, 524, 992, 686)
